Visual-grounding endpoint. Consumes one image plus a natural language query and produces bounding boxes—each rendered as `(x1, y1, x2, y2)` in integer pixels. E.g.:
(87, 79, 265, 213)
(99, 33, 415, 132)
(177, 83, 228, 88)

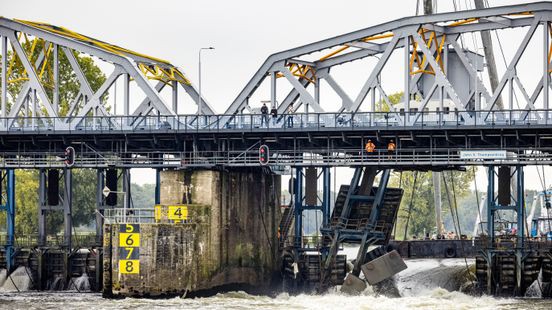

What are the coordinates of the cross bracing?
(0, 2, 551, 167)
(0, 17, 215, 131)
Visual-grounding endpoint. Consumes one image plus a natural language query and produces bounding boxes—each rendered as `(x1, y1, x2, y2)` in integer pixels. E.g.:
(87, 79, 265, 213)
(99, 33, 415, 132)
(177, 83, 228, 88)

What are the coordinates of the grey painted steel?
(38, 169, 46, 246)
(475, 0, 503, 110)
(1, 36, 6, 119)
(63, 168, 72, 249)
(224, 2, 552, 125)
(0, 17, 213, 129)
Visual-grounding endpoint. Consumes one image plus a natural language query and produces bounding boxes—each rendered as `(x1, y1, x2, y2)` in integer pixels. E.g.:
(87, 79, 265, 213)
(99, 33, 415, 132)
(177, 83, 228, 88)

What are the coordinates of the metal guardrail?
(104, 208, 156, 224)
(0, 109, 551, 133)
(0, 148, 552, 168)
(0, 233, 98, 247)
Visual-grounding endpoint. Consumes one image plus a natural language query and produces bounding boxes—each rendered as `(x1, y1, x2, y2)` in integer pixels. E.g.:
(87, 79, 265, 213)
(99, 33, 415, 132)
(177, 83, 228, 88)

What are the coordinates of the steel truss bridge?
(0, 2, 550, 168)
(1, 2, 552, 295)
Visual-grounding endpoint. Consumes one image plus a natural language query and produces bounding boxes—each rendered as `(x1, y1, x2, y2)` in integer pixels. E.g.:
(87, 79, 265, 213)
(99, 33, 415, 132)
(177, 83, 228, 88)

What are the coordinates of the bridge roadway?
(0, 109, 551, 169)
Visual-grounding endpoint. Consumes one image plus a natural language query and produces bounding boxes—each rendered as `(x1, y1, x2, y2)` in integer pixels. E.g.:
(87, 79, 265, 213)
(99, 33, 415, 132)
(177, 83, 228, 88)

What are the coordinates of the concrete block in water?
(361, 250, 407, 285)
(340, 273, 366, 295)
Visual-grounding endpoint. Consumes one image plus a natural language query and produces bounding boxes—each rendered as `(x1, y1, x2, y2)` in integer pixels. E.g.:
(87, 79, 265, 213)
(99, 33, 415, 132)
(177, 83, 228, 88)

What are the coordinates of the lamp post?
(198, 47, 215, 124)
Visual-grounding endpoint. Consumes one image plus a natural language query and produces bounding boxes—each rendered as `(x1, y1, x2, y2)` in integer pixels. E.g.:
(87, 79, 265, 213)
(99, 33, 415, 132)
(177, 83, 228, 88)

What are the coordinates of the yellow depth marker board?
(119, 224, 140, 274)
(154, 205, 189, 221)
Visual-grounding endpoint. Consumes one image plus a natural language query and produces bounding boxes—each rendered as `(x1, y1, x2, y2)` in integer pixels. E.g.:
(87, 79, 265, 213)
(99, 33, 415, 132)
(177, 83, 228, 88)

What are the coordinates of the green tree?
(390, 170, 475, 240)
(0, 38, 107, 235)
(375, 91, 476, 240)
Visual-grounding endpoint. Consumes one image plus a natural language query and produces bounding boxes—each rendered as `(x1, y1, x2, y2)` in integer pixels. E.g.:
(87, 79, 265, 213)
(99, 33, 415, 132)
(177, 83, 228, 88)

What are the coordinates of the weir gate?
(1, 2, 552, 297)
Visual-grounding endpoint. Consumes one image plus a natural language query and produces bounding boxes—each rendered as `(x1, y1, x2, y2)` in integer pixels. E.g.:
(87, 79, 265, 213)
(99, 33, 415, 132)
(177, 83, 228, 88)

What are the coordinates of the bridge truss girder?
(224, 2, 552, 127)
(0, 18, 215, 131)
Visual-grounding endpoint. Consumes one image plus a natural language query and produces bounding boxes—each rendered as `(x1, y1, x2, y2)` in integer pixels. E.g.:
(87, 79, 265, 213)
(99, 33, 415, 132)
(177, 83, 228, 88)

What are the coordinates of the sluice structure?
(1, 2, 552, 298)
(102, 169, 281, 297)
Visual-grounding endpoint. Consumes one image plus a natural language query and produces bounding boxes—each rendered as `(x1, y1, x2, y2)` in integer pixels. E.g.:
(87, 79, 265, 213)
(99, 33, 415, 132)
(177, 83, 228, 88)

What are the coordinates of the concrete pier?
(103, 168, 281, 297)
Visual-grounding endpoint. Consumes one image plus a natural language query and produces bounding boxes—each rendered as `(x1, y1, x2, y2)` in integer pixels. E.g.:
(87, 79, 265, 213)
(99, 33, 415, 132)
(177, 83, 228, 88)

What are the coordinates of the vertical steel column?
(5, 169, 15, 271)
(486, 166, 495, 295)
(38, 169, 46, 247)
(122, 168, 131, 209)
(96, 169, 105, 245)
(322, 167, 331, 227)
(294, 167, 303, 250)
(123, 74, 130, 125)
(404, 34, 410, 126)
(544, 21, 550, 121)
(155, 168, 161, 205)
(516, 166, 525, 246)
(53, 44, 59, 114)
(314, 76, 320, 111)
(172, 80, 178, 114)
(515, 166, 525, 293)
(370, 85, 376, 126)
(63, 168, 73, 250)
(271, 71, 277, 109)
(1, 36, 7, 120)
(486, 166, 495, 244)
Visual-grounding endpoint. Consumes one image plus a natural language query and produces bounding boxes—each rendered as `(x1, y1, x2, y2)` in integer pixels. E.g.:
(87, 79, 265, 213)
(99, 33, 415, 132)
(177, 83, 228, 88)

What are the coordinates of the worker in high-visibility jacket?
(365, 139, 376, 154)
(387, 139, 396, 158)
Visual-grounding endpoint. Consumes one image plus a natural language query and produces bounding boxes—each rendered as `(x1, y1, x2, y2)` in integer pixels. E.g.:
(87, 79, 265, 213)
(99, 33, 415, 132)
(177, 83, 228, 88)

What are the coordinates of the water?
(66, 273, 91, 292)
(0, 259, 552, 309)
(0, 290, 551, 310)
(0, 267, 33, 292)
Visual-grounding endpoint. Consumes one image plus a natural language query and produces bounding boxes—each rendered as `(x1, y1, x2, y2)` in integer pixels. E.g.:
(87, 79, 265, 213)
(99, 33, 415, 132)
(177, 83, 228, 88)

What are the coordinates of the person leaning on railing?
(365, 139, 376, 155)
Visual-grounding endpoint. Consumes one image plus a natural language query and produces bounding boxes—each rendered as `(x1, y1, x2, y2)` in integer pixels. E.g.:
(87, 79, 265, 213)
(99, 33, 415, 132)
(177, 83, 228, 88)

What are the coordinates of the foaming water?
(67, 273, 91, 292)
(394, 259, 472, 296)
(1, 290, 551, 310)
(0, 266, 33, 292)
(0, 269, 7, 287)
(0, 255, 551, 309)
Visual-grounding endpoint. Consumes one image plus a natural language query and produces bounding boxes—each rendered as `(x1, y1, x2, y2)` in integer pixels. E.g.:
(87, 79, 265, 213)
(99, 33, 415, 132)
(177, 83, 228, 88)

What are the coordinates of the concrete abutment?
(103, 168, 281, 297)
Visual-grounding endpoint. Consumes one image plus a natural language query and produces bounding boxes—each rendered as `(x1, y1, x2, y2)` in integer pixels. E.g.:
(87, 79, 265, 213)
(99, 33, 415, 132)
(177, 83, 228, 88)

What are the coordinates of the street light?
(198, 47, 215, 123)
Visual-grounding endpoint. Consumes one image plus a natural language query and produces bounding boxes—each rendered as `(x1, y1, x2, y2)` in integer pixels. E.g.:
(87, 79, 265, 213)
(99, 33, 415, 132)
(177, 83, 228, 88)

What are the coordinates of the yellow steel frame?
(276, 63, 317, 83)
(409, 29, 446, 75)
(6, 33, 55, 88)
(276, 32, 394, 83)
(548, 23, 552, 73)
(14, 19, 191, 86)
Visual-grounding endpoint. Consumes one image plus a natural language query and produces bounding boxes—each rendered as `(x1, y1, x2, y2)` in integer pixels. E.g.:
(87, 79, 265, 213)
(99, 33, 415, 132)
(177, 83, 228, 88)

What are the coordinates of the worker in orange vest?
(365, 139, 376, 154)
(387, 139, 396, 156)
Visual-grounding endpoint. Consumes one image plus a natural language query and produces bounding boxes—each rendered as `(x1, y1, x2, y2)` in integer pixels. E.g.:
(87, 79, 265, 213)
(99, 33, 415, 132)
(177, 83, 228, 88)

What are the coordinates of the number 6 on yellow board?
(119, 233, 140, 247)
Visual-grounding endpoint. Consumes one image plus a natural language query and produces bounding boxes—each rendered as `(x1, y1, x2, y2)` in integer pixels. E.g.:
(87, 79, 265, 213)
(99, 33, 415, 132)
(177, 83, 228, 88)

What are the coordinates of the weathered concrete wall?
(105, 168, 281, 297)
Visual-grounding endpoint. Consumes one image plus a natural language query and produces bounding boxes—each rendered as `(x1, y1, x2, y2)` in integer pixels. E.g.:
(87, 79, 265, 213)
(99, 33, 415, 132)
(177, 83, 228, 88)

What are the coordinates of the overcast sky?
(4, 0, 552, 192)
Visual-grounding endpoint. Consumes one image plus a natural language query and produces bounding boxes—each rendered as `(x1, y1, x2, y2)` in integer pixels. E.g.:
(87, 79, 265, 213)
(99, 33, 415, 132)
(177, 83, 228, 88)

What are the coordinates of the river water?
(1, 258, 551, 309)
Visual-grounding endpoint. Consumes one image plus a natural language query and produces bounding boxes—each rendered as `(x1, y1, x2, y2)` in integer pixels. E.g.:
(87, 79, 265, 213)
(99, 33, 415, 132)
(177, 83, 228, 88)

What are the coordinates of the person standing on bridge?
(387, 139, 396, 158)
(270, 105, 278, 126)
(365, 139, 376, 156)
(261, 103, 269, 127)
(287, 103, 294, 128)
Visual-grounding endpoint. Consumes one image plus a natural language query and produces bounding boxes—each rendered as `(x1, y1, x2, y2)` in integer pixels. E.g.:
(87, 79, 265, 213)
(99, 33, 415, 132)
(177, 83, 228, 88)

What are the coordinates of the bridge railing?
(1, 147, 552, 168)
(0, 109, 550, 132)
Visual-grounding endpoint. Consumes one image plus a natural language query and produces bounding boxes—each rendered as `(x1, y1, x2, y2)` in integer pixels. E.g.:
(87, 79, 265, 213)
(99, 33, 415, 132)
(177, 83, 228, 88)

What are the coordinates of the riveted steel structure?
(1, 2, 552, 296)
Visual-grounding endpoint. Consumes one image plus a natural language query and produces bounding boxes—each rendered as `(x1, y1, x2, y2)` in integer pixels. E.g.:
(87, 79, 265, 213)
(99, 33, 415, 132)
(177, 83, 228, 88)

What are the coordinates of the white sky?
(4, 0, 552, 190)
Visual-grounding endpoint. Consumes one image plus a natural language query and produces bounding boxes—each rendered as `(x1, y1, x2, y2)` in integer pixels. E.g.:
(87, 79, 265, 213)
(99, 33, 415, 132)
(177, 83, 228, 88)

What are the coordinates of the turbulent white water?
(393, 259, 472, 296)
(67, 273, 91, 292)
(0, 290, 551, 310)
(0, 256, 551, 309)
(0, 266, 33, 292)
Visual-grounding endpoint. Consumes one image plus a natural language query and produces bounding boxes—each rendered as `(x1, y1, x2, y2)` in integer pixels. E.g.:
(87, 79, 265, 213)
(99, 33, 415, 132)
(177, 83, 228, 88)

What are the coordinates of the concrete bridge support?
(103, 167, 281, 297)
